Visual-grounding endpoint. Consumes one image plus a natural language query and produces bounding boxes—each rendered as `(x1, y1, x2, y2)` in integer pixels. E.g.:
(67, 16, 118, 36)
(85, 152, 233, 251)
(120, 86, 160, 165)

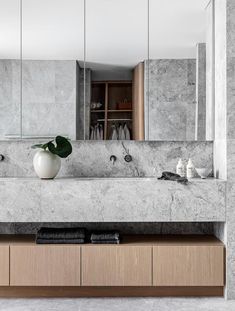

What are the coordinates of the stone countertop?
(0, 176, 226, 181)
(0, 177, 226, 223)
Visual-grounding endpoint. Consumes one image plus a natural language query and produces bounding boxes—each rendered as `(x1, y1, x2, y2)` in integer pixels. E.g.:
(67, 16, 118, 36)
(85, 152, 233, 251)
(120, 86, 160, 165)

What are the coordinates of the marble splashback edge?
(0, 140, 213, 178)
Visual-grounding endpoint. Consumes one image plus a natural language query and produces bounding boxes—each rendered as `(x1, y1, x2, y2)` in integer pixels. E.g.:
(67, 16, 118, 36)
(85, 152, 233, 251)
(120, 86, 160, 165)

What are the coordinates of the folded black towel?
(36, 238, 85, 244)
(36, 227, 86, 240)
(90, 232, 120, 241)
(91, 240, 120, 244)
(158, 171, 188, 185)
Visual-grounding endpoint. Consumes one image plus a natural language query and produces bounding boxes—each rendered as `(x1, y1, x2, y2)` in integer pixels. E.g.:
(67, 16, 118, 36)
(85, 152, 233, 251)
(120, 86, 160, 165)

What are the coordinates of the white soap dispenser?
(186, 158, 195, 179)
(176, 159, 185, 177)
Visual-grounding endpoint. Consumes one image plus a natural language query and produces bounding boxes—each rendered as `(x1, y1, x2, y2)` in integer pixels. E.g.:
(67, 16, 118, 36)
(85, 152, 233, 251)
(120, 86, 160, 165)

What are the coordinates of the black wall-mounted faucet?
(110, 155, 117, 165)
(124, 154, 132, 163)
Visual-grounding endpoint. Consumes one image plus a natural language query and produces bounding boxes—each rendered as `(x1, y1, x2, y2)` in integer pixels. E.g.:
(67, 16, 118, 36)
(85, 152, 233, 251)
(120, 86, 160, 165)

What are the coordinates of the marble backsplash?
(0, 140, 213, 178)
(145, 59, 196, 141)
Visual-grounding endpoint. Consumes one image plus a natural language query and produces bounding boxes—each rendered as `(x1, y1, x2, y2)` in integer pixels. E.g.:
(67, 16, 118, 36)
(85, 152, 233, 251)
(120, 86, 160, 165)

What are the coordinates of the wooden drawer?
(0, 246, 9, 286)
(153, 245, 224, 286)
(82, 246, 152, 286)
(10, 245, 81, 286)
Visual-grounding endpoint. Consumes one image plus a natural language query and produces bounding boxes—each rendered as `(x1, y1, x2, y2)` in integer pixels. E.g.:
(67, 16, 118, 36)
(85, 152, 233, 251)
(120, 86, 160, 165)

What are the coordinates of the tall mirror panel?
(22, 0, 84, 139)
(85, 0, 148, 140)
(148, 0, 209, 141)
(0, 0, 21, 139)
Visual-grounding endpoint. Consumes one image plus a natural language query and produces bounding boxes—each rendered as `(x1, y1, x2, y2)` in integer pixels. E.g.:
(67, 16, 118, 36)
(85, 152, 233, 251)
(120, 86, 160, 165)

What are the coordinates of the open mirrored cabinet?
(85, 0, 148, 141)
(0, 0, 213, 141)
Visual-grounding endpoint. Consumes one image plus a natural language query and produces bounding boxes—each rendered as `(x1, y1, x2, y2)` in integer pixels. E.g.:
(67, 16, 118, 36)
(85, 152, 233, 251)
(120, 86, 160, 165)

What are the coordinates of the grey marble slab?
(0, 60, 21, 139)
(170, 179, 226, 221)
(2, 298, 235, 311)
(196, 43, 206, 141)
(1, 298, 235, 311)
(21, 60, 77, 139)
(227, 57, 235, 140)
(214, 0, 235, 299)
(0, 140, 213, 178)
(0, 177, 225, 222)
(0, 180, 41, 222)
(145, 59, 196, 141)
(206, 1, 215, 141)
(227, 140, 235, 181)
(40, 178, 171, 222)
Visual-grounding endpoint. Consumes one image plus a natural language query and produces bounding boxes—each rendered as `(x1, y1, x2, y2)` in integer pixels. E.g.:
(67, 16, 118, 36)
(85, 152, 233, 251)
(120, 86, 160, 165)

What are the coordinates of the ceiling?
(0, 0, 209, 66)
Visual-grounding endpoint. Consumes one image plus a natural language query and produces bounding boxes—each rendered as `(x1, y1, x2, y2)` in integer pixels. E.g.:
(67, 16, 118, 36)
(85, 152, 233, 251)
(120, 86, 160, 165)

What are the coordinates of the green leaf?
(41, 141, 53, 150)
(48, 136, 72, 158)
(31, 141, 53, 150)
(31, 144, 45, 149)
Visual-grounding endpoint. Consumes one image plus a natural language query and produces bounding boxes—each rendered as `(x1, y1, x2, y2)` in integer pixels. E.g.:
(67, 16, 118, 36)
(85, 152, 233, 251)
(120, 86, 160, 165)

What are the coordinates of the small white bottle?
(186, 158, 195, 179)
(176, 159, 185, 177)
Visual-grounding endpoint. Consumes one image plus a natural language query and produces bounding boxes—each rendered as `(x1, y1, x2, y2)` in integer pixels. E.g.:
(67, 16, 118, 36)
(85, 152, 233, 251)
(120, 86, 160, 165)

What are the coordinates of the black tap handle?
(110, 155, 117, 162)
(124, 154, 132, 163)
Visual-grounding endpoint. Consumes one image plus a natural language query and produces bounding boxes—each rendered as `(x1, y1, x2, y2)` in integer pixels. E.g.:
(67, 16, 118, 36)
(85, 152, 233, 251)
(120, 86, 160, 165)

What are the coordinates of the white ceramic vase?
(33, 150, 61, 179)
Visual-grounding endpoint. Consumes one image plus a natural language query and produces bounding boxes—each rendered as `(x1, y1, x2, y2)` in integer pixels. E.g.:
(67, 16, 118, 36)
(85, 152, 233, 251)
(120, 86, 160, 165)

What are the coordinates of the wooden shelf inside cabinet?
(89, 62, 145, 141)
(90, 80, 133, 140)
(108, 110, 133, 113)
(97, 119, 132, 122)
(108, 119, 132, 121)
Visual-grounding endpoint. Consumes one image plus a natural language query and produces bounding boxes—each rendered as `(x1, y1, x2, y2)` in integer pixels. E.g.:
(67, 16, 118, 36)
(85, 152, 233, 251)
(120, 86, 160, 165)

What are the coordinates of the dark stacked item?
(36, 227, 86, 244)
(90, 232, 120, 244)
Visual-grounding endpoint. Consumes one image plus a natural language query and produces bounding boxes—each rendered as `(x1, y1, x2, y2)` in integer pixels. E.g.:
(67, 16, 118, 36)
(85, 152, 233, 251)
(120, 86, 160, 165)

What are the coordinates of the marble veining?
(22, 60, 77, 139)
(0, 298, 234, 311)
(145, 59, 196, 141)
(206, 0, 215, 140)
(0, 60, 21, 139)
(0, 177, 225, 223)
(196, 43, 206, 140)
(0, 140, 213, 178)
(212, 0, 235, 299)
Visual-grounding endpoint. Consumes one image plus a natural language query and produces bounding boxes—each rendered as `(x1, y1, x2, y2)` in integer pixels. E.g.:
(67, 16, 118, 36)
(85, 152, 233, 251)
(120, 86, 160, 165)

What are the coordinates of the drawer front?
(10, 245, 81, 286)
(0, 246, 9, 286)
(153, 245, 224, 286)
(82, 246, 152, 286)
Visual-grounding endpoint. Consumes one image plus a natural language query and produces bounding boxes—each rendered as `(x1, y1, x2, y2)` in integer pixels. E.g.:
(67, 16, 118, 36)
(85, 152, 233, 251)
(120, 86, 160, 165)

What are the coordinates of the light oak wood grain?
(0, 286, 223, 297)
(10, 245, 81, 286)
(133, 62, 144, 140)
(0, 234, 224, 246)
(0, 246, 9, 286)
(82, 246, 152, 286)
(153, 245, 224, 286)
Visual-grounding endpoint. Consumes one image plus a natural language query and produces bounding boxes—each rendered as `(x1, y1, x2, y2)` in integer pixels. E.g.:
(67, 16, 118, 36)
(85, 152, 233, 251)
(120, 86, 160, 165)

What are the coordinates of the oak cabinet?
(81, 246, 152, 286)
(10, 245, 81, 286)
(153, 245, 224, 286)
(0, 246, 9, 286)
(4, 235, 224, 289)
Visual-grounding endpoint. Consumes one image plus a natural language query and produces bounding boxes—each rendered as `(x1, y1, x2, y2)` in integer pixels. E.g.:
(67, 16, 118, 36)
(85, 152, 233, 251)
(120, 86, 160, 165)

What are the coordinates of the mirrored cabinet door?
(85, 0, 148, 141)
(0, 0, 21, 139)
(22, 0, 85, 139)
(148, 0, 208, 141)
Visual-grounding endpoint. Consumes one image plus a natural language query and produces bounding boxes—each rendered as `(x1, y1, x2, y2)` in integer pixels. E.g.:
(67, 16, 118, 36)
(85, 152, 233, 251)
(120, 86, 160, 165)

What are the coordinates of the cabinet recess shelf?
(90, 80, 133, 140)
(91, 110, 132, 113)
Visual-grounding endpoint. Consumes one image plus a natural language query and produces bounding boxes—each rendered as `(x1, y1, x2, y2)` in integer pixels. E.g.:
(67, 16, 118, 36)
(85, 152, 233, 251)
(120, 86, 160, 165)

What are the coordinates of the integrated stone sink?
(0, 177, 226, 223)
